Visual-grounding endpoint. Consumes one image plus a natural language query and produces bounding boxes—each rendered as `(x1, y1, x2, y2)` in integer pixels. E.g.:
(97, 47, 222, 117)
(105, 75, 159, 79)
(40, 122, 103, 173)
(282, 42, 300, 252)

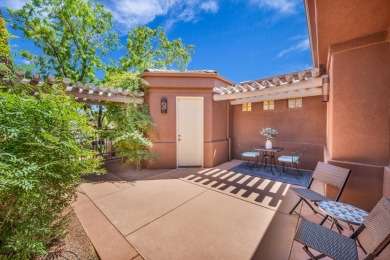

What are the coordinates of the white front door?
(176, 97, 204, 167)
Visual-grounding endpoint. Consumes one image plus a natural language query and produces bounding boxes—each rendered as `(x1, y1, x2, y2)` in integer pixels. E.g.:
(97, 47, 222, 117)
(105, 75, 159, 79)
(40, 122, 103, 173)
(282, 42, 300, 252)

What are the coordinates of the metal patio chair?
(238, 143, 260, 169)
(278, 148, 306, 175)
(294, 197, 390, 260)
(289, 161, 351, 216)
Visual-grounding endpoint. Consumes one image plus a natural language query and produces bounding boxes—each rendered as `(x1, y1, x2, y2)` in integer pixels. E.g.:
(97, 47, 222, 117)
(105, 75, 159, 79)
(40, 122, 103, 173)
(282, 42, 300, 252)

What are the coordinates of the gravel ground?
(37, 210, 99, 260)
(61, 210, 99, 260)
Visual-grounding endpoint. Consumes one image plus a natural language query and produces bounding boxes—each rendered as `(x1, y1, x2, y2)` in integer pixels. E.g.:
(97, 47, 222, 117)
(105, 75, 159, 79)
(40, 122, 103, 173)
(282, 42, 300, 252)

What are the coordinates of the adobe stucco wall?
(384, 166, 390, 198)
(326, 37, 390, 211)
(231, 96, 327, 171)
(142, 72, 232, 169)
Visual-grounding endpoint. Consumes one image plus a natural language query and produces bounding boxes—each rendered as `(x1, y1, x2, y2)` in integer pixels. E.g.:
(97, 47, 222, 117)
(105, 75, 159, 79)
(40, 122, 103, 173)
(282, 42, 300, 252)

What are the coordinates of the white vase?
(265, 139, 272, 149)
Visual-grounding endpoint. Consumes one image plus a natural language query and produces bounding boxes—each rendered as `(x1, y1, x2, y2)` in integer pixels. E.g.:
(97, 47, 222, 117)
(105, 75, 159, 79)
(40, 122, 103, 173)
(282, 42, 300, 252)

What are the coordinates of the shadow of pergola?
(181, 168, 290, 209)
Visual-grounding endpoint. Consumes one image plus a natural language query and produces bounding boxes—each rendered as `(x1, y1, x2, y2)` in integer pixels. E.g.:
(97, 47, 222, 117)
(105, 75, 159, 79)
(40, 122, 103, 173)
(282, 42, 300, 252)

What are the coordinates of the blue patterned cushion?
(318, 201, 368, 225)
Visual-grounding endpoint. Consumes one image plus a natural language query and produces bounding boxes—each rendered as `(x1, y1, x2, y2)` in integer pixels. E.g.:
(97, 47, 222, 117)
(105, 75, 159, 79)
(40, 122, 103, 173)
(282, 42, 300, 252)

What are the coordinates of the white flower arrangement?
(260, 127, 278, 140)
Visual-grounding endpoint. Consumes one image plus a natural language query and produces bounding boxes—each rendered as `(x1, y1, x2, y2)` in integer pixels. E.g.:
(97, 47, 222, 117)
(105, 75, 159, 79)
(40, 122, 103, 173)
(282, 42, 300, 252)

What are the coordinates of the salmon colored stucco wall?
(325, 158, 385, 212)
(231, 96, 327, 171)
(326, 40, 390, 210)
(384, 166, 390, 199)
(142, 73, 231, 169)
(329, 42, 390, 165)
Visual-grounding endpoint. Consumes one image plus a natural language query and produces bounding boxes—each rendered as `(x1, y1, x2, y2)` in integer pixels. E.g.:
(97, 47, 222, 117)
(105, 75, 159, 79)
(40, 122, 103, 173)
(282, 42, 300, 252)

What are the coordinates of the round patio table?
(254, 146, 284, 174)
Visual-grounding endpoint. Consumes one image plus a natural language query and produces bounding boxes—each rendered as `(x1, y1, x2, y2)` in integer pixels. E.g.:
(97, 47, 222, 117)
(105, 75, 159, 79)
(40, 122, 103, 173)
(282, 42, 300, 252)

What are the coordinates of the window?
(242, 102, 251, 111)
(263, 100, 274, 110)
(288, 97, 303, 109)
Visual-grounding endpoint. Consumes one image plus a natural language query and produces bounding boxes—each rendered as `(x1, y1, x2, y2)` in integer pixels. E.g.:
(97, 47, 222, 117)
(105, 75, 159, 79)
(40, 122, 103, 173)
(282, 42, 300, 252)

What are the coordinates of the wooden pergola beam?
(0, 67, 144, 104)
(214, 77, 322, 101)
(230, 87, 322, 105)
(67, 89, 143, 104)
(73, 98, 107, 106)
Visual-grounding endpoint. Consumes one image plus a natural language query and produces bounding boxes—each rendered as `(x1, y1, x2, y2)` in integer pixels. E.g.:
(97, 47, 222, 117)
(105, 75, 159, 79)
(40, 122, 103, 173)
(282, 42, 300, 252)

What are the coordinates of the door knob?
(178, 138, 181, 141)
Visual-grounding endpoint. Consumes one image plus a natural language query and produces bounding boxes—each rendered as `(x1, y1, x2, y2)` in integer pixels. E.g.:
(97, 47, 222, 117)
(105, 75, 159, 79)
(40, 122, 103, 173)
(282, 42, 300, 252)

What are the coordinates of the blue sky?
(2, 0, 312, 83)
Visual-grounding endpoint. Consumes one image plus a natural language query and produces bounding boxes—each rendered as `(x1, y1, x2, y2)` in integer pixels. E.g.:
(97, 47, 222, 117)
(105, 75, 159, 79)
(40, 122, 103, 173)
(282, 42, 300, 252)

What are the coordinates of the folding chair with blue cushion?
(278, 148, 306, 175)
(289, 161, 351, 217)
(238, 143, 260, 169)
(294, 197, 390, 260)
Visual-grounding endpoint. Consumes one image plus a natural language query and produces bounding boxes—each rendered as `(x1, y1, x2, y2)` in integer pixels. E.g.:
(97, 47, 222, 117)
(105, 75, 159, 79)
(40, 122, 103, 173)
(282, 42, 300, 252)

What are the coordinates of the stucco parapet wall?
(305, 0, 390, 68)
(141, 69, 234, 90)
(326, 30, 390, 72)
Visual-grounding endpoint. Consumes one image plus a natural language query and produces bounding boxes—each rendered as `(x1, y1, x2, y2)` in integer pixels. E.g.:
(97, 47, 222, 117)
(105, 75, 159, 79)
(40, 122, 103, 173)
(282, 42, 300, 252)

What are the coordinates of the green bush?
(105, 102, 157, 170)
(0, 86, 101, 258)
(102, 71, 157, 170)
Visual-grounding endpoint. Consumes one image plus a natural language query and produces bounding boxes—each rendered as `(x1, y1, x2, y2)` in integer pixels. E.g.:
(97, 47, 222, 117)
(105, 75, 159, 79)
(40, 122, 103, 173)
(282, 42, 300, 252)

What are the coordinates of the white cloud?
(288, 34, 307, 41)
(277, 38, 309, 58)
(104, 0, 219, 34)
(248, 0, 299, 14)
(200, 0, 219, 13)
(3, 0, 220, 34)
(104, 0, 172, 33)
(1, 0, 28, 10)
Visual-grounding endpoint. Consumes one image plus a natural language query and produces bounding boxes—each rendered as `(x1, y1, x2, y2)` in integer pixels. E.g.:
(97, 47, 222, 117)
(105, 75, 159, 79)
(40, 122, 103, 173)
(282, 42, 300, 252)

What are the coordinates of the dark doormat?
(229, 162, 312, 187)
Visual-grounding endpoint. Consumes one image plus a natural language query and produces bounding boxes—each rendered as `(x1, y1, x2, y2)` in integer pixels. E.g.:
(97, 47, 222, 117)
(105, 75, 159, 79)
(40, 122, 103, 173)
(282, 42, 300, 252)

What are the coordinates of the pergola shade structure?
(65, 81, 144, 105)
(0, 69, 144, 105)
(213, 68, 329, 105)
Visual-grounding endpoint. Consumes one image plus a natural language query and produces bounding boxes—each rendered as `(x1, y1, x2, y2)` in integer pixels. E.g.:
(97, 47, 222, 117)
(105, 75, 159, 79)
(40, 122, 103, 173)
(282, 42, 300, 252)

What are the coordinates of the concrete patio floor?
(72, 160, 387, 260)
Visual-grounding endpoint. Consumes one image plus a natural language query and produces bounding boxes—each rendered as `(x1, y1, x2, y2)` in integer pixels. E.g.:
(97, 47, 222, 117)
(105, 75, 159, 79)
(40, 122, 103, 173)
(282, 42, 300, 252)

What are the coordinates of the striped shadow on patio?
(229, 162, 312, 187)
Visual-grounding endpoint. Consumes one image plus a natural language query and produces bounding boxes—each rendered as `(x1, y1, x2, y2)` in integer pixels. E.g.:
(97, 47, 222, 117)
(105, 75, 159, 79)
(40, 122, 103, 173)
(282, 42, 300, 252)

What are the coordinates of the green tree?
(1, 5, 103, 257)
(119, 26, 195, 73)
(102, 72, 157, 170)
(102, 26, 194, 169)
(7, 0, 118, 82)
(0, 10, 11, 62)
(0, 78, 102, 258)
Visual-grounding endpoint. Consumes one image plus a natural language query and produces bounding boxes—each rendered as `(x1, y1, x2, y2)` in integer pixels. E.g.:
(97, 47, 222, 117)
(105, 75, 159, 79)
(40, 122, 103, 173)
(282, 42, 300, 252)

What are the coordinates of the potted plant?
(260, 128, 278, 149)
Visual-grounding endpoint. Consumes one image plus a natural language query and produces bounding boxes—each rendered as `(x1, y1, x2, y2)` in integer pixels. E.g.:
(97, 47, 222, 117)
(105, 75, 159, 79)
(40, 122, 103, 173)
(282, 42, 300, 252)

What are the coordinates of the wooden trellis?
(213, 68, 330, 104)
(0, 69, 144, 105)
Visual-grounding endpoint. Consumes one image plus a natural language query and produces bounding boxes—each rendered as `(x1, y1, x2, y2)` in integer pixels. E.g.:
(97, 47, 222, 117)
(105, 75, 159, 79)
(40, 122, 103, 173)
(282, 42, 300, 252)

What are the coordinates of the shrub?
(102, 71, 157, 170)
(105, 102, 157, 170)
(0, 85, 101, 258)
